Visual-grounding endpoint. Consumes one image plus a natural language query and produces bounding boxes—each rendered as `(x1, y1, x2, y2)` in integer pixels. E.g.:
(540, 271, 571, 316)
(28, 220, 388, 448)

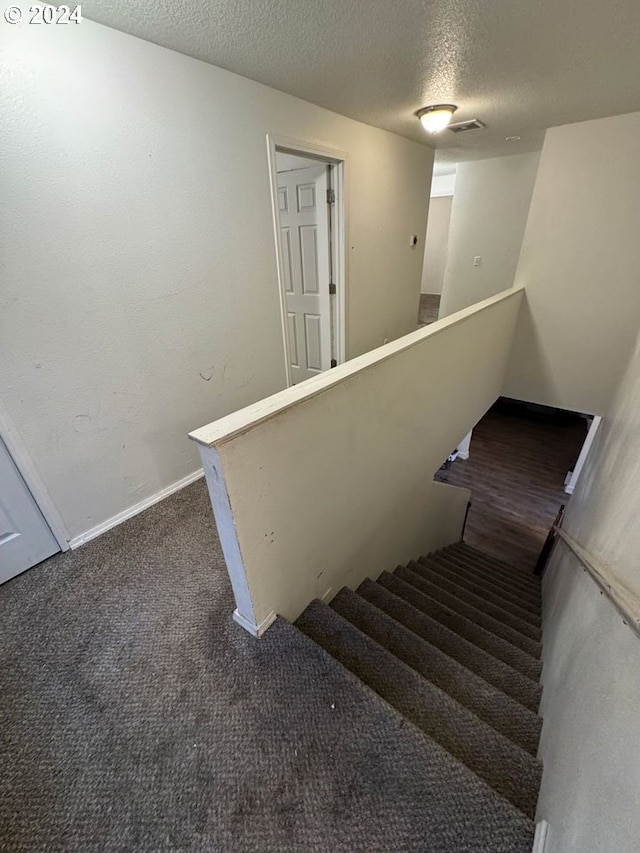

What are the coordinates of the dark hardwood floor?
(436, 400, 588, 573)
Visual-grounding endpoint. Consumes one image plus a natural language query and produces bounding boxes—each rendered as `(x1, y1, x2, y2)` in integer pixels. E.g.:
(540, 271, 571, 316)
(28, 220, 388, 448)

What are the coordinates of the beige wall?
(536, 330, 640, 852)
(439, 152, 540, 316)
(559, 333, 640, 598)
(0, 21, 433, 543)
(192, 289, 522, 633)
(504, 112, 640, 414)
(420, 195, 453, 295)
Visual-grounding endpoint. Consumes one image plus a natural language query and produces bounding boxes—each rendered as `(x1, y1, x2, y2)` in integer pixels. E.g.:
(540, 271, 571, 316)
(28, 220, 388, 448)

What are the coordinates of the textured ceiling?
(83, 0, 640, 164)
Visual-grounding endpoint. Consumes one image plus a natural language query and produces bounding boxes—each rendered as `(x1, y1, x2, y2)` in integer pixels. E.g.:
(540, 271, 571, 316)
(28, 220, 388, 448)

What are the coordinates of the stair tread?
(417, 556, 542, 629)
(442, 551, 543, 602)
(378, 572, 542, 679)
(332, 587, 541, 754)
(436, 551, 542, 608)
(427, 551, 542, 611)
(450, 544, 541, 589)
(358, 578, 542, 713)
(400, 564, 542, 658)
(283, 618, 536, 850)
(297, 600, 542, 819)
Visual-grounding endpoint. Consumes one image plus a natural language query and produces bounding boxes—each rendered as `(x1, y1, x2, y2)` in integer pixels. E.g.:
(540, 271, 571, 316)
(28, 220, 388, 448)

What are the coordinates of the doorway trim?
(0, 397, 70, 551)
(266, 133, 348, 387)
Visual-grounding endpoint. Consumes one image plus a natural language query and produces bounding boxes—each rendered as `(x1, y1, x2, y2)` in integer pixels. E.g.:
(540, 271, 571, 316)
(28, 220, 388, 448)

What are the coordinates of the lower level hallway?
(436, 398, 588, 572)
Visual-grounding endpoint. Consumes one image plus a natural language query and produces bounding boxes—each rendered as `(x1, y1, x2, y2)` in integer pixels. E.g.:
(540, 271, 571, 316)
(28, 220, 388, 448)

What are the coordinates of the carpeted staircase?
(295, 541, 543, 851)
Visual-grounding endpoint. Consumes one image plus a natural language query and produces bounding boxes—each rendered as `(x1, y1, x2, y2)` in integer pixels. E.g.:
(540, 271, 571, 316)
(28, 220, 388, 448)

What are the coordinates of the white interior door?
(0, 437, 59, 584)
(277, 165, 332, 384)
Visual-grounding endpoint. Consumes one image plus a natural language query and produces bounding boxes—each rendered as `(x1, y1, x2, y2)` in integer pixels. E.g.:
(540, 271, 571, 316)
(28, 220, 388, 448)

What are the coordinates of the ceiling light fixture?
(416, 104, 458, 134)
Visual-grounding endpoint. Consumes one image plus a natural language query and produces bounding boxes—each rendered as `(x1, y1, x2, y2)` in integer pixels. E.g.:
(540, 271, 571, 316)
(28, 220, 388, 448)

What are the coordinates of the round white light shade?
(417, 104, 457, 134)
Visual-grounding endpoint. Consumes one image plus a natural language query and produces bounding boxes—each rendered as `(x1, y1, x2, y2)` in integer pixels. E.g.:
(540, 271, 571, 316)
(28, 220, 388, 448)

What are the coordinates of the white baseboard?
(457, 451, 470, 460)
(68, 468, 204, 549)
(532, 820, 549, 853)
(233, 608, 277, 638)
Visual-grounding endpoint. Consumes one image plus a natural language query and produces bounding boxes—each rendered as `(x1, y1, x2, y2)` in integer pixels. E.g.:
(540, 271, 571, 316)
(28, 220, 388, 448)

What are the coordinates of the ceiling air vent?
(448, 119, 486, 133)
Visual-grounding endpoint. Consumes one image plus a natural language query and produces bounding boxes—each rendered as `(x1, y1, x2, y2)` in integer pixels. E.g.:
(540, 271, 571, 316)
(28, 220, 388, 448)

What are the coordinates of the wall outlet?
(473, 256, 482, 266)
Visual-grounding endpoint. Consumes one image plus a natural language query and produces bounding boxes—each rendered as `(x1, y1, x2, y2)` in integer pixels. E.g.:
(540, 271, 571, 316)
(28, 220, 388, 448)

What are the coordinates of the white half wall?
(190, 288, 522, 631)
(421, 196, 453, 295)
(504, 112, 640, 414)
(0, 21, 433, 542)
(439, 152, 540, 316)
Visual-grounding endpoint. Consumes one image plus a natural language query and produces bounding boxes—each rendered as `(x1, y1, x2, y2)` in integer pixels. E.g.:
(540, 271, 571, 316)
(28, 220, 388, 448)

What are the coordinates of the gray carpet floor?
(0, 480, 532, 852)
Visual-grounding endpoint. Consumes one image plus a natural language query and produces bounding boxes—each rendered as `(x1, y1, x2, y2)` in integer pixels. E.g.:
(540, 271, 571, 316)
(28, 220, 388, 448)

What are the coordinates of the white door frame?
(266, 133, 348, 387)
(0, 398, 70, 551)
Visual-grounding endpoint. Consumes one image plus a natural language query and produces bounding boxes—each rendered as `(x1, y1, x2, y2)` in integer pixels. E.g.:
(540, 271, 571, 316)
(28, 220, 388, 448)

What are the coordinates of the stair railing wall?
(554, 529, 640, 640)
(190, 287, 525, 636)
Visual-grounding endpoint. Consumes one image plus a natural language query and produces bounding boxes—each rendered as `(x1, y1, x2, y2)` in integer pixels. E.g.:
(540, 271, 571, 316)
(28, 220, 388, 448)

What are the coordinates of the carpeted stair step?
(454, 542, 541, 578)
(331, 587, 542, 754)
(446, 542, 542, 588)
(358, 578, 542, 712)
(296, 600, 542, 818)
(428, 549, 542, 609)
(433, 550, 542, 610)
(449, 543, 542, 591)
(378, 572, 542, 680)
(447, 541, 543, 588)
(399, 565, 542, 658)
(441, 551, 542, 607)
(446, 553, 542, 603)
(409, 560, 542, 640)
(417, 556, 542, 627)
(285, 619, 536, 851)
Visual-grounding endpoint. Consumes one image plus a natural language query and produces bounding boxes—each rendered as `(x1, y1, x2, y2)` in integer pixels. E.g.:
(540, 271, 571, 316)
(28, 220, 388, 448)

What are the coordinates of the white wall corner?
(233, 608, 277, 638)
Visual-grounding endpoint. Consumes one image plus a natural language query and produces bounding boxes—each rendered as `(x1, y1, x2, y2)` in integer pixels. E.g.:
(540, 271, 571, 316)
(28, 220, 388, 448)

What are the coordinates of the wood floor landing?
(436, 402, 588, 572)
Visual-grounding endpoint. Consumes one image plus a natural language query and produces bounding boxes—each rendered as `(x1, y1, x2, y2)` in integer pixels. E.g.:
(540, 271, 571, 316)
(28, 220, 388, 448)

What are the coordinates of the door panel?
(277, 164, 332, 383)
(287, 312, 299, 367)
(0, 437, 59, 584)
(304, 314, 323, 371)
(280, 227, 294, 293)
(297, 182, 316, 211)
(299, 225, 319, 294)
(278, 186, 289, 212)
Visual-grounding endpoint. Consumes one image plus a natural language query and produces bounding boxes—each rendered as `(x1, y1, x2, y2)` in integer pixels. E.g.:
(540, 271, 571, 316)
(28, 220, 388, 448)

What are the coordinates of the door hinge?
(326, 188, 335, 205)
(329, 283, 337, 295)
(330, 358, 337, 368)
